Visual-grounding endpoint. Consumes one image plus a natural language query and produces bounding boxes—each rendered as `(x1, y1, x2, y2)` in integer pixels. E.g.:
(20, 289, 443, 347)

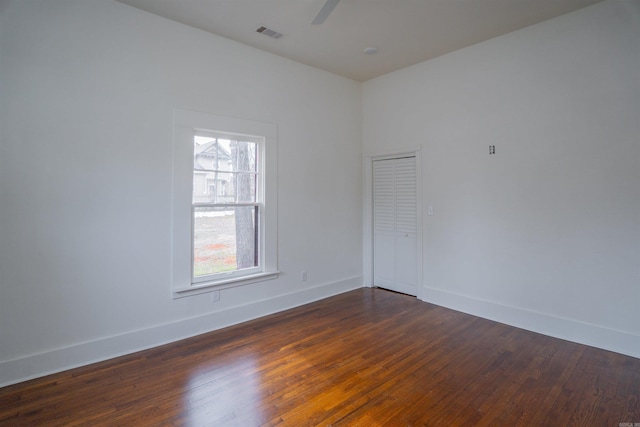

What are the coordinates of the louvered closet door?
(373, 156, 418, 296)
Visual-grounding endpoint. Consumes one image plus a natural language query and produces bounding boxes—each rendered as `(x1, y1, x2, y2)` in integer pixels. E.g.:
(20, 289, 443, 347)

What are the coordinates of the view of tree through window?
(192, 134, 259, 279)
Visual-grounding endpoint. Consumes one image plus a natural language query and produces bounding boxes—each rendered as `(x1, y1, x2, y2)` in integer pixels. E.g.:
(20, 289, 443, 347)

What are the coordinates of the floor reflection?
(183, 355, 263, 426)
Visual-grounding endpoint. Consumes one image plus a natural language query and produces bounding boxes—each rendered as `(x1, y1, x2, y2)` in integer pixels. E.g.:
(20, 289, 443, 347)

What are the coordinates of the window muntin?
(192, 133, 262, 284)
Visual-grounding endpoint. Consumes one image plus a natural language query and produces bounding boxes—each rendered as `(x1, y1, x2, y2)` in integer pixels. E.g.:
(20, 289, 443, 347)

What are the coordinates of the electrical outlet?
(301, 271, 307, 282)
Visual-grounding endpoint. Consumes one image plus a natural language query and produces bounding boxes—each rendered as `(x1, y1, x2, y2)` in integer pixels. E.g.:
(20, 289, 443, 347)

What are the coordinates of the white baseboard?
(0, 276, 363, 388)
(420, 286, 639, 359)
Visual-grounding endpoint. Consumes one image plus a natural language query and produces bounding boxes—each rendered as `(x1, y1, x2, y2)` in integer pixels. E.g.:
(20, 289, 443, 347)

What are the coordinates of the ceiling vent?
(256, 26, 283, 39)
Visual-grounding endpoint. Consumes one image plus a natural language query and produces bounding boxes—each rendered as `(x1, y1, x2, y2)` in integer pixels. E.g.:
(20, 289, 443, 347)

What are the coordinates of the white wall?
(363, 0, 639, 358)
(0, 0, 362, 386)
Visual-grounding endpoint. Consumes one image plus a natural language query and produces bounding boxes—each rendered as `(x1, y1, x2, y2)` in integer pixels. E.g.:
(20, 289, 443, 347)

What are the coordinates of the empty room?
(0, 0, 638, 425)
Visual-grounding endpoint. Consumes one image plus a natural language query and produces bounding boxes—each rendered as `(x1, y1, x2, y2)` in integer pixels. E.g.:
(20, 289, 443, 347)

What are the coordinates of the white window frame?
(172, 109, 278, 298)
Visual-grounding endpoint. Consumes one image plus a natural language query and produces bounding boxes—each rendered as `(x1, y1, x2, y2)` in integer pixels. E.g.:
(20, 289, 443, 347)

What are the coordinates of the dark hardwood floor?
(1, 288, 638, 426)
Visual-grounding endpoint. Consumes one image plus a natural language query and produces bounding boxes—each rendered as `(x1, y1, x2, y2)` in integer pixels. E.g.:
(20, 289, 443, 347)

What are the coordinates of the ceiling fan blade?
(312, 0, 340, 25)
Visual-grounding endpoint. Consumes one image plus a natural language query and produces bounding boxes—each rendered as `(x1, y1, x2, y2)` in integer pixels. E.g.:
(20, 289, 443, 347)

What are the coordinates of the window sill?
(172, 271, 280, 299)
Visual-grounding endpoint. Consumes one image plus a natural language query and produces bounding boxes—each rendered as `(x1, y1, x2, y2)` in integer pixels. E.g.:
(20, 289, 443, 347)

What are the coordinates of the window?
(192, 132, 260, 282)
(172, 109, 278, 297)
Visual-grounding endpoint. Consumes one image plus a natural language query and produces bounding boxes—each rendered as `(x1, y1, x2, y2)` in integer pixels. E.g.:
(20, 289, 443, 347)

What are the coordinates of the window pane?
(230, 140, 257, 173)
(216, 172, 234, 203)
(193, 136, 257, 204)
(193, 206, 258, 278)
(194, 136, 231, 172)
(234, 172, 257, 203)
(192, 172, 235, 204)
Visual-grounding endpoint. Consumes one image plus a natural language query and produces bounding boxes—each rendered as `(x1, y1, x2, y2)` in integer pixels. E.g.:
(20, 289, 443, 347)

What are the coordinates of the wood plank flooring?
(1, 288, 638, 426)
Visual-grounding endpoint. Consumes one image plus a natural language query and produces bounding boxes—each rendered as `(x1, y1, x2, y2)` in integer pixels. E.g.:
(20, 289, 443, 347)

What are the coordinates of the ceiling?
(116, 0, 602, 82)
